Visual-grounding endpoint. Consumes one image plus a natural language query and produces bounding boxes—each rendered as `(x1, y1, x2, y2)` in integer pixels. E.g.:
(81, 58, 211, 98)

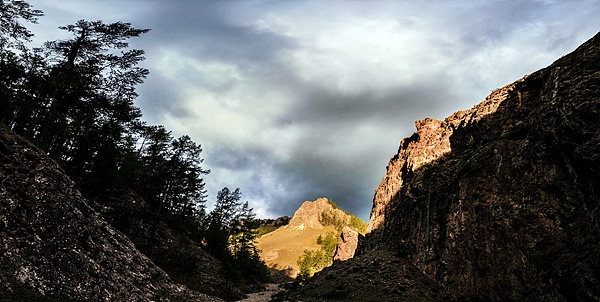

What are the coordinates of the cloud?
(137, 0, 600, 220)
(29, 0, 600, 221)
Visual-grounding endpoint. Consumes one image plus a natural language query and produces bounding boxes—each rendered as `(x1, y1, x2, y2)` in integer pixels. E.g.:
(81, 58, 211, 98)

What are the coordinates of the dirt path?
(237, 284, 282, 302)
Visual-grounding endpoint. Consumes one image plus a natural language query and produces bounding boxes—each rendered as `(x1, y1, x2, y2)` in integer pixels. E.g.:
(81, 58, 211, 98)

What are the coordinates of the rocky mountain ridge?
(366, 83, 516, 234)
(363, 32, 600, 301)
(281, 32, 600, 301)
(287, 198, 350, 230)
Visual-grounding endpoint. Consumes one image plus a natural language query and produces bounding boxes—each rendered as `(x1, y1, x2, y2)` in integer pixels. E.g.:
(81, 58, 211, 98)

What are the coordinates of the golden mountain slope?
(256, 198, 366, 280)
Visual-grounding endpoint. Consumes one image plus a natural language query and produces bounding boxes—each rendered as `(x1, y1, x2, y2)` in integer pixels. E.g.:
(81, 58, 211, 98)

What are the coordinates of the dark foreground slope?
(0, 126, 221, 302)
(281, 32, 600, 301)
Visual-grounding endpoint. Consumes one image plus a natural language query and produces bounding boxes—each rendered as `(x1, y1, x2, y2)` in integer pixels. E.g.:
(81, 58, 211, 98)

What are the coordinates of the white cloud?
(258, 12, 444, 93)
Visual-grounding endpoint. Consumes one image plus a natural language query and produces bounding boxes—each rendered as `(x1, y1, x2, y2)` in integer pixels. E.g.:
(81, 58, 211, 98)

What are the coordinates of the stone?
(333, 226, 361, 262)
(287, 198, 348, 230)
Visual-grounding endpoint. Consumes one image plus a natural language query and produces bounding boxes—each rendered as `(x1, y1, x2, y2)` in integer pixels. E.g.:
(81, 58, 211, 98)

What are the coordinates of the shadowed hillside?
(0, 2, 268, 300)
(0, 126, 221, 301)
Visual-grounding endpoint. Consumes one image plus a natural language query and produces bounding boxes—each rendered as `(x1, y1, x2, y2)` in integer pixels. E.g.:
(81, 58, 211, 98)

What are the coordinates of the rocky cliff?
(0, 126, 221, 301)
(363, 32, 600, 301)
(279, 32, 600, 301)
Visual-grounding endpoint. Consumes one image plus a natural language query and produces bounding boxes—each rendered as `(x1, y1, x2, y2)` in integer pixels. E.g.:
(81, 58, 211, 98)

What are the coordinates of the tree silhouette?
(35, 20, 149, 161)
(206, 188, 270, 284)
(0, 0, 42, 52)
(1, 1, 266, 291)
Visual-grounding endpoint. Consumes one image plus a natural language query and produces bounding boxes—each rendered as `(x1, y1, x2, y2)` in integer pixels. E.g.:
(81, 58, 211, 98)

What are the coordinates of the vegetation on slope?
(297, 232, 337, 278)
(319, 207, 368, 235)
(257, 225, 337, 277)
(296, 207, 367, 278)
(256, 225, 282, 237)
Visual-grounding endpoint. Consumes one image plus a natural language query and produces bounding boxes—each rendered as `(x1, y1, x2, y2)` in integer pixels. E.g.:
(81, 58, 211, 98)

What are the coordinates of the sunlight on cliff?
(367, 80, 523, 234)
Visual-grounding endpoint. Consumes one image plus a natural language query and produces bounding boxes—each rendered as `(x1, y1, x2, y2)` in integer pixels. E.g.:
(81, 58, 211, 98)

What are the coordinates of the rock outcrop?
(89, 190, 246, 301)
(362, 32, 600, 301)
(287, 198, 349, 230)
(256, 216, 291, 228)
(332, 226, 361, 262)
(274, 250, 447, 302)
(0, 126, 221, 301)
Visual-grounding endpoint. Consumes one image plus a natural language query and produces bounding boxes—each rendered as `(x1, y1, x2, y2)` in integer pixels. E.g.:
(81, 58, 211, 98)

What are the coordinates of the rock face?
(279, 33, 600, 302)
(287, 198, 349, 230)
(332, 226, 361, 262)
(361, 32, 600, 301)
(90, 190, 245, 301)
(0, 126, 221, 301)
(367, 117, 455, 234)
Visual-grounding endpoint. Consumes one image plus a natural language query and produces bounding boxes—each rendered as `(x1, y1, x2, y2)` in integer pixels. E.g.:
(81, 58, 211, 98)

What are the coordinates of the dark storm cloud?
(282, 77, 457, 127)
(236, 152, 379, 220)
(142, 1, 295, 66)
(215, 82, 459, 219)
(30, 0, 600, 221)
(143, 0, 599, 220)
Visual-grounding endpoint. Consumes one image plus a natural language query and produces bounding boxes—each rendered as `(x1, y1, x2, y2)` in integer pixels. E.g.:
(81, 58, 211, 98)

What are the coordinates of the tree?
(298, 249, 329, 279)
(30, 20, 149, 163)
(1, 3, 269, 289)
(0, 0, 42, 53)
(160, 135, 209, 239)
(229, 201, 257, 257)
(206, 188, 270, 284)
(165, 135, 209, 214)
(206, 187, 243, 258)
(0, 0, 43, 128)
(298, 232, 337, 278)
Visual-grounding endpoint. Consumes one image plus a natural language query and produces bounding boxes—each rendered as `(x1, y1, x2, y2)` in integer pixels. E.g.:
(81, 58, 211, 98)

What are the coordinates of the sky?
(29, 0, 600, 221)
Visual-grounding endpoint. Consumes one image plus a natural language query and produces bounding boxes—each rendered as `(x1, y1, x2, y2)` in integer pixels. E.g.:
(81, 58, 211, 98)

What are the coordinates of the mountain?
(0, 126, 221, 301)
(279, 32, 600, 301)
(256, 198, 366, 280)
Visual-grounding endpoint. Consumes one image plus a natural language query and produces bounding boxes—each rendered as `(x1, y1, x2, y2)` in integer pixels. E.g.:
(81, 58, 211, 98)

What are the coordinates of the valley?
(1, 1, 600, 300)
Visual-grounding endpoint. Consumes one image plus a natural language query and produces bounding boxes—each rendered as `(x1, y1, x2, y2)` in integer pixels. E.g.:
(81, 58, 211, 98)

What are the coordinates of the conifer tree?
(0, 0, 43, 128)
(0, 0, 42, 52)
(206, 188, 270, 284)
(36, 20, 149, 163)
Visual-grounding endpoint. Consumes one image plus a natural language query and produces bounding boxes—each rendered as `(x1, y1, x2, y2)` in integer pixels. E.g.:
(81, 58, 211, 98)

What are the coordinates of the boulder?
(333, 226, 361, 261)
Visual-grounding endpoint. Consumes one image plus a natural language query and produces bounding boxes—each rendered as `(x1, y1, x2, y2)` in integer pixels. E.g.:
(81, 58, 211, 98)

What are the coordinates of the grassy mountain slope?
(258, 225, 338, 274)
(256, 198, 366, 279)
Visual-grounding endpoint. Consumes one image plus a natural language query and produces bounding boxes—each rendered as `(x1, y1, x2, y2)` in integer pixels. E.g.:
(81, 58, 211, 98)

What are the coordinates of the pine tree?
(0, 0, 42, 52)
(206, 188, 270, 284)
(0, 0, 43, 128)
(36, 20, 149, 163)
